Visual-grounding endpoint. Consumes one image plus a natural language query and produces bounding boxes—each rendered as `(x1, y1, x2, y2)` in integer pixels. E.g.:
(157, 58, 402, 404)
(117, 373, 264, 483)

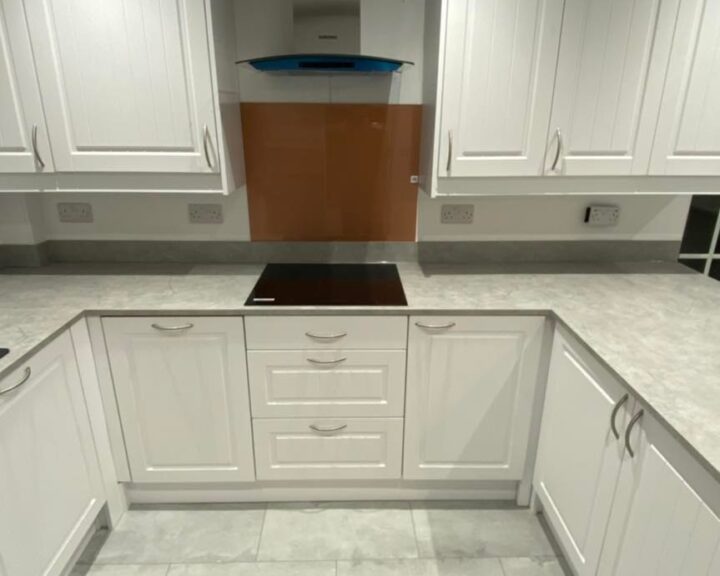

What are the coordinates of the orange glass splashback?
(241, 103, 421, 241)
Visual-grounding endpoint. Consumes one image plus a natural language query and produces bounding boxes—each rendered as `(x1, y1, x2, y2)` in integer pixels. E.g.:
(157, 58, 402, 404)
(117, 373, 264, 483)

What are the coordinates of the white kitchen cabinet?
(403, 316, 545, 480)
(0, 332, 104, 576)
(22, 0, 219, 173)
(103, 317, 255, 483)
(650, 0, 720, 175)
(438, 0, 564, 177)
(533, 327, 634, 575)
(0, 0, 53, 173)
(547, 0, 677, 176)
(598, 407, 720, 575)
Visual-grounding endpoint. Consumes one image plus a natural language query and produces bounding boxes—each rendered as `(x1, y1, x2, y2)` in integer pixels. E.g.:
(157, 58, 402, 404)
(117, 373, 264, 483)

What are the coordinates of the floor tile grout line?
(254, 503, 269, 561)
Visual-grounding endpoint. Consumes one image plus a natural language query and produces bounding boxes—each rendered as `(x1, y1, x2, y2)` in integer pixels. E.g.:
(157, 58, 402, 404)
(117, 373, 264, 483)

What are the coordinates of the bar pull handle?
(610, 393, 629, 440)
(0, 367, 31, 396)
(32, 125, 45, 169)
(624, 409, 644, 458)
(309, 423, 348, 434)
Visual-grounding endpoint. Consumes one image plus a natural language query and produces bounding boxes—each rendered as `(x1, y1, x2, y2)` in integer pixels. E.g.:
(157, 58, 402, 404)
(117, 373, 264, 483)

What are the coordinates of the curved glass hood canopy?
(235, 0, 414, 74)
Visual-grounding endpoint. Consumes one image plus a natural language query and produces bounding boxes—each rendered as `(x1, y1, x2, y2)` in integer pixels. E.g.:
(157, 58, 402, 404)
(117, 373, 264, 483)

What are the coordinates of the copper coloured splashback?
(241, 103, 421, 241)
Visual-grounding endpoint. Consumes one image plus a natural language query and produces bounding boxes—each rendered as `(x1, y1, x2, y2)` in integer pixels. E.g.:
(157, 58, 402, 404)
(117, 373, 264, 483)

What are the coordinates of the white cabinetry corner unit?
(534, 326, 720, 576)
(103, 317, 255, 483)
(403, 316, 546, 481)
(0, 332, 105, 576)
(421, 0, 720, 194)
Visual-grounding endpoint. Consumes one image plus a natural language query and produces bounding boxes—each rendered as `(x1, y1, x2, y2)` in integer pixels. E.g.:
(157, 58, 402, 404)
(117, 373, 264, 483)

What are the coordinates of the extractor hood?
(236, 0, 413, 74)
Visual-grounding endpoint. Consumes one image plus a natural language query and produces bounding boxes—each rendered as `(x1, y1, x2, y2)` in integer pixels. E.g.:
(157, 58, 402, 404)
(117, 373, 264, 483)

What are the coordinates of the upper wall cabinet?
(650, 0, 720, 175)
(22, 0, 220, 173)
(0, 0, 53, 173)
(439, 0, 564, 177)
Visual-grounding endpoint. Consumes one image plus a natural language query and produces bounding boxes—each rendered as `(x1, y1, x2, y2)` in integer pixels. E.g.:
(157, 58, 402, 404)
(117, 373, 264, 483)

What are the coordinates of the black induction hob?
(245, 263, 407, 306)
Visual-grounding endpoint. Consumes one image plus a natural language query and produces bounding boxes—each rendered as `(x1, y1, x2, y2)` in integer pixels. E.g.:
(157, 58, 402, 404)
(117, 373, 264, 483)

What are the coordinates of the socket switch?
(58, 202, 93, 223)
(441, 204, 474, 224)
(584, 205, 620, 227)
(189, 203, 223, 224)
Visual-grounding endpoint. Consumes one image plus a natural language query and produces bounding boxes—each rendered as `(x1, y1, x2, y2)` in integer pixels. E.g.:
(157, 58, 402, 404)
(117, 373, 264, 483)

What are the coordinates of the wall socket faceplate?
(189, 203, 223, 224)
(57, 202, 93, 223)
(441, 204, 475, 224)
(584, 205, 620, 227)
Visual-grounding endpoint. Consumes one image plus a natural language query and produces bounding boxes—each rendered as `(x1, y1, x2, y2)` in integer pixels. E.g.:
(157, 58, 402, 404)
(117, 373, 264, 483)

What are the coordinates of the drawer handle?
(624, 409, 644, 458)
(151, 322, 194, 332)
(415, 322, 456, 330)
(305, 331, 347, 340)
(610, 393, 629, 440)
(307, 357, 347, 366)
(310, 423, 348, 434)
(0, 367, 31, 396)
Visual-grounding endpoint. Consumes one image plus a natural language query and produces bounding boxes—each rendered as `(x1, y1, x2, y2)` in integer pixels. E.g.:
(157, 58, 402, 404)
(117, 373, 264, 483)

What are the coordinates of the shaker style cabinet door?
(103, 317, 255, 483)
(22, 0, 219, 173)
(650, 0, 720, 175)
(438, 0, 564, 177)
(533, 328, 633, 576)
(0, 0, 53, 173)
(546, 0, 678, 176)
(0, 333, 104, 576)
(403, 316, 545, 480)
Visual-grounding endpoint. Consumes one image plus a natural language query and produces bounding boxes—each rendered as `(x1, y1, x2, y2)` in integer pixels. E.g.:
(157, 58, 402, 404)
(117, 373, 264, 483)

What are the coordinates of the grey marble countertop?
(1, 261, 718, 483)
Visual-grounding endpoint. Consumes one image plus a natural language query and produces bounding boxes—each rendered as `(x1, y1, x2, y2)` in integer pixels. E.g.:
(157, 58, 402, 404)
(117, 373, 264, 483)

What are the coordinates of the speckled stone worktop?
(1, 262, 719, 484)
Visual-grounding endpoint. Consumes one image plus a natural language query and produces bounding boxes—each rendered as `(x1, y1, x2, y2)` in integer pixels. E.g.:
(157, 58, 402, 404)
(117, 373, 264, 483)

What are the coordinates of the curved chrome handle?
(610, 393, 629, 440)
(307, 357, 347, 366)
(309, 423, 347, 434)
(415, 321, 456, 330)
(446, 130, 453, 173)
(32, 125, 45, 169)
(305, 331, 347, 340)
(151, 322, 194, 332)
(624, 409, 644, 458)
(0, 367, 31, 396)
(550, 128, 563, 172)
(203, 124, 215, 170)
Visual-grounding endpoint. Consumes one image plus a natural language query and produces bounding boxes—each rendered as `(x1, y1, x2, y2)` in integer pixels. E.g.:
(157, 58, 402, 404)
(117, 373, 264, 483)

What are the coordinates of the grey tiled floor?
(73, 503, 570, 576)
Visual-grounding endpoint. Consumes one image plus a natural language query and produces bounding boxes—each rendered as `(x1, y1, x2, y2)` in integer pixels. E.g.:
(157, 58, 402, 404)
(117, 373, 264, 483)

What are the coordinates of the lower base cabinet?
(0, 332, 104, 576)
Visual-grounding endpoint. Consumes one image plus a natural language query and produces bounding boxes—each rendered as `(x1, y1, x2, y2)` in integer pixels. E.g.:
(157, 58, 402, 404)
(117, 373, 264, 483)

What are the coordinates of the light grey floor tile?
(94, 508, 265, 564)
(337, 558, 505, 575)
(412, 507, 556, 558)
(500, 557, 567, 576)
(258, 502, 418, 561)
(71, 566, 170, 576)
(167, 561, 336, 575)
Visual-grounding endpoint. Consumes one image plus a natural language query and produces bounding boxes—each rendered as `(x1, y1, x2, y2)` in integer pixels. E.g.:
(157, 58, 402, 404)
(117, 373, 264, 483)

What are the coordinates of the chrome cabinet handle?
(550, 128, 563, 172)
(151, 322, 194, 332)
(203, 124, 215, 170)
(32, 125, 45, 169)
(415, 321, 456, 330)
(610, 393, 629, 440)
(305, 331, 347, 340)
(446, 130, 453, 173)
(309, 423, 347, 433)
(0, 367, 31, 396)
(307, 357, 347, 366)
(624, 409, 644, 458)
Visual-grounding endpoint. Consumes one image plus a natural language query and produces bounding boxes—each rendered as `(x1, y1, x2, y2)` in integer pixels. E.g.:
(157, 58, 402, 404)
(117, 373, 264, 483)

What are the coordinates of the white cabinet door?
(0, 0, 52, 173)
(533, 328, 632, 576)
(650, 0, 720, 174)
(23, 0, 219, 173)
(403, 316, 545, 480)
(439, 0, 564, 177)
(547, 0, 677, 175)
(598, 410, 720, 575)
(103, 317, 255, 483)
(0, 332, 104, 576)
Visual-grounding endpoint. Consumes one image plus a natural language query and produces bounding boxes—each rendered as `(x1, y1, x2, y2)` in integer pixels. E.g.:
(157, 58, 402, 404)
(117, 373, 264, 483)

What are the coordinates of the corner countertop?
(1, 261, 719, 484)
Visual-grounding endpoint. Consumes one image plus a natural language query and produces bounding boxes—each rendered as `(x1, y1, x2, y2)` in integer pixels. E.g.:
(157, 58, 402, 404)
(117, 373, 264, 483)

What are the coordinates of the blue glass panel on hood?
(238, 54, 410, 73)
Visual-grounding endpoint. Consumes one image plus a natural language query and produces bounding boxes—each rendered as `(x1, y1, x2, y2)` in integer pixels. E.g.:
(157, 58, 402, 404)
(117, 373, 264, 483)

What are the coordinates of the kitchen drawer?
(248, 350, 406, 418)
(244, 316, 407, 350)
(253, 418, 403, 480)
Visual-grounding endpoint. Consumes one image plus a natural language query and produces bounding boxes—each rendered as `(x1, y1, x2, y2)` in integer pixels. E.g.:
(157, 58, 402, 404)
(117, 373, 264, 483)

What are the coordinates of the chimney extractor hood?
(236, 0, 414, 74)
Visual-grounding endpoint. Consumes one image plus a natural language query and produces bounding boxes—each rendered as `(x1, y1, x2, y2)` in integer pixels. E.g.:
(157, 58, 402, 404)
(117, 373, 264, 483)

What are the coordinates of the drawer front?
(248, 350, 406, 418)
(244, 316, 407, 350)
(253, 418, 403, 480)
